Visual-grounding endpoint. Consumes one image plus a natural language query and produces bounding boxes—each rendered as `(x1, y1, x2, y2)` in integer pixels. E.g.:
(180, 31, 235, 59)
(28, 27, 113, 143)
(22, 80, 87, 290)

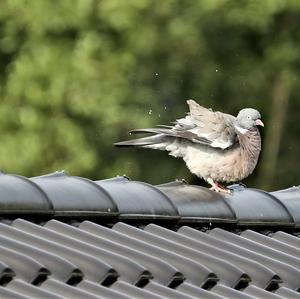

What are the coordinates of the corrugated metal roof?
(0, 171, 300, 298)
(0, 220, 299, 298)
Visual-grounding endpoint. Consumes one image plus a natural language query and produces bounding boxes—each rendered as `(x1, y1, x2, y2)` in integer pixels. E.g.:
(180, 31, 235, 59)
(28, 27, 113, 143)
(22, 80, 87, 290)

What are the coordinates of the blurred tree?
(0, 0, 299, 190)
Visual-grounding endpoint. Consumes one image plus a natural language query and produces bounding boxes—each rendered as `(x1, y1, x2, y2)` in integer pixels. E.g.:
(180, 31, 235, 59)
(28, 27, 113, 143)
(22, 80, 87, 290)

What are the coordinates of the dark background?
(0, 0, 299, 191)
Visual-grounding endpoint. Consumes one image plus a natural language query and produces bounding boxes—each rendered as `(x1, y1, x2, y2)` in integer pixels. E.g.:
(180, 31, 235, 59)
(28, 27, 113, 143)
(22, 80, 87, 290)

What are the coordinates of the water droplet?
(215, 69, 218, 72)
(149, 109, 152, 115)
(164, 106, 167, 110)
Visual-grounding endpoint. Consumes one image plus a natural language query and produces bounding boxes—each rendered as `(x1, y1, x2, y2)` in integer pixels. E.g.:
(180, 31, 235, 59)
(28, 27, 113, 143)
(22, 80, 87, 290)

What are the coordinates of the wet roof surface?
(0, 171, 300, 298)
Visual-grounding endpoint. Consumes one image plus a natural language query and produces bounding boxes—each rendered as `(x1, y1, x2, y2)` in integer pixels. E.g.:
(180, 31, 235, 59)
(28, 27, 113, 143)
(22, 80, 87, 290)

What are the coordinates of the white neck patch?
(235, 125, 249, 134)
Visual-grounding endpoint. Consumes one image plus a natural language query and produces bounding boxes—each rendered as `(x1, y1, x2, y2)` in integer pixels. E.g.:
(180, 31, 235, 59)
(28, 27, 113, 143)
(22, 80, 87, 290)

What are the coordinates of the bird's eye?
(247, 115, 251, 120)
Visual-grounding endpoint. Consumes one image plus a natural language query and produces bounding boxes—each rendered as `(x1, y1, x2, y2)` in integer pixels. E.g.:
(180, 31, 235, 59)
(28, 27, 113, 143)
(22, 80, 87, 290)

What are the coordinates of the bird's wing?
(173, 100, 237, 149)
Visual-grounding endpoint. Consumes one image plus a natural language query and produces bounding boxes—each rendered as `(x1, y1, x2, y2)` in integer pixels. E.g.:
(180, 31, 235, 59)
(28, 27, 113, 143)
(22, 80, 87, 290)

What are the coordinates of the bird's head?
(236, 108, 264, 131)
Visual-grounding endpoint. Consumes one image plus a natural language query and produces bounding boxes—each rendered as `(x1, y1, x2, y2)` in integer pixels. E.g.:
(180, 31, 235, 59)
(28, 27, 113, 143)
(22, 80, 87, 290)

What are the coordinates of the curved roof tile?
(157, 181, 236, 223)
(31, 171, 118, 217)
(225, 185, 294, 226)
(96, 176, 179, 220)
(0, 173, 52, 215)
(271, 187, 300, 226)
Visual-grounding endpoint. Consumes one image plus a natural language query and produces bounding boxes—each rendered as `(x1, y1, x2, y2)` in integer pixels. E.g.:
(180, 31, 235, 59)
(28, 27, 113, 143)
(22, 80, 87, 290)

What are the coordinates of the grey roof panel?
(212, 284, 256, 299)
(45, 219, 183, 286)
(7, 279, 64, 299)
(144, 281, 197, 299)
(0, 222, 117, 284)
(113, 222, 248, 288)
(157, 181, 236, 223)
(271, 187, 300, 225)
(209, 228, 300, 289)
(0, 286, 30, 299)
(0, 244, 49, 284)
(95, 176, 179, 220)
(0, 173, 52, 215)
(0, 233, 81, 283)
(272, 231, 300, 248)
(31, 171, 118, 216)
(80, 221, 218, 287)
(0, 218, 299, 297)
(275, 286, 300, 299)
(178, 226, 300, 290)
(176, 282, 226, 299)
(145, 224, 279, 289)
(41, 278, 102, 299)
(110, 281, 163, 299)
(225, 186, 293, 226)
(241, 229, 300, 261)
(77, 280, 132, 299)
(244, 285, 285, 299)
(211, 228, 300, 269)
(12, 218, 151, 286)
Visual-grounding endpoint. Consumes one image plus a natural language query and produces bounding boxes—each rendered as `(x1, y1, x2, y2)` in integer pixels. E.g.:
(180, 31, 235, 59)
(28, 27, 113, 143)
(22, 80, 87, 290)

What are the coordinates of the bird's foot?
(209, 182, 231, 194)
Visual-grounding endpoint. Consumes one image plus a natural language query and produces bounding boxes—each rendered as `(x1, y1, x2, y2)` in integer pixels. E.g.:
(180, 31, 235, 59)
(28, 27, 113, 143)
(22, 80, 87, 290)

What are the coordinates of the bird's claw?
(210, 183, 232, 194)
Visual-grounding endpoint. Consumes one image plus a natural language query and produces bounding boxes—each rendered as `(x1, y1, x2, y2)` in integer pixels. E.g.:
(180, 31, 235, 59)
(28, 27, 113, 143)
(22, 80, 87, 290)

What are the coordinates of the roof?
(0, 171, 300, 298)
(1, 171, 299, 227)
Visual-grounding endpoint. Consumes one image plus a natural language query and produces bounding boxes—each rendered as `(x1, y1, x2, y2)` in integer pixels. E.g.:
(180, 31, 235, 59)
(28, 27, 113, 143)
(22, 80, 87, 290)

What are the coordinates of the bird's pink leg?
(207, 179, 231, 194)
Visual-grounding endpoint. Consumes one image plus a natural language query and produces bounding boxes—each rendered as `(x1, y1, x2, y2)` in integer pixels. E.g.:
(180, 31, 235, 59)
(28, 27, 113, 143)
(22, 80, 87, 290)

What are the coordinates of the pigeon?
(115, 100, 264, 193)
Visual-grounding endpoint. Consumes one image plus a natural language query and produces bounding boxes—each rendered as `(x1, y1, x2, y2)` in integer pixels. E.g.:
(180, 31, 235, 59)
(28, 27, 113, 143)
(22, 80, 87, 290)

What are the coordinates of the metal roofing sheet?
(0, 222, 117, 285)
(209, 228, 300, 290)
(0, 234, 81, 283)
(6, 279, 64, 299)
(144, 281, 197, 299)
(44, 219, 183, 287)
(12, 218, 151, 286)
(176, 282, 225, 299)
(0, 244, 49, 284)
(244, 285, 285, 299)
(272, 230, 300, 248)
(41, 278, 102, 299)
(77, 280, 132, 299)
(275, 286, 300, 298)
(144, 224, 278, 289)
(0, 286, 30, 299)
(0, 219, 299, 298)
(80, 221, 217, 288)
(110, 280, 163, 299)
(113, 222, 249, 288)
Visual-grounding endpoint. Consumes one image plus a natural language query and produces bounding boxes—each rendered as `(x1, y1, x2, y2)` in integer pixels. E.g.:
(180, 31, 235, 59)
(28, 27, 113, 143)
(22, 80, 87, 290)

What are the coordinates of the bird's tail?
(114, 128, 174, 150)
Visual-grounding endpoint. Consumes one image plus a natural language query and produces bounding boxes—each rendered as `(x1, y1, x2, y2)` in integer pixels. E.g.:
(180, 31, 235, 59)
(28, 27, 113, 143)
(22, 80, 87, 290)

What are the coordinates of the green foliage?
(0, 0, 299, 189)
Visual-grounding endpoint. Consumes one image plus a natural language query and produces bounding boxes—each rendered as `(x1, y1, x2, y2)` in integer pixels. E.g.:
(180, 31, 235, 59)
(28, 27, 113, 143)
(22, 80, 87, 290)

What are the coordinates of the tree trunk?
(258, 72, 290, 190)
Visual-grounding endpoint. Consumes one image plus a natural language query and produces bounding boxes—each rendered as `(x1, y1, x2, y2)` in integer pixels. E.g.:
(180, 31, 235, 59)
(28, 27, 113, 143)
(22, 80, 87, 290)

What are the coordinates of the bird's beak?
(255, 119, 264, 127)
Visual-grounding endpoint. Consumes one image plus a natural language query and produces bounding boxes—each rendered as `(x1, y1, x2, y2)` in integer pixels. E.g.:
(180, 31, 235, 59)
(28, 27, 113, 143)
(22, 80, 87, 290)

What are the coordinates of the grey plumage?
(115, 100, 264, 193)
